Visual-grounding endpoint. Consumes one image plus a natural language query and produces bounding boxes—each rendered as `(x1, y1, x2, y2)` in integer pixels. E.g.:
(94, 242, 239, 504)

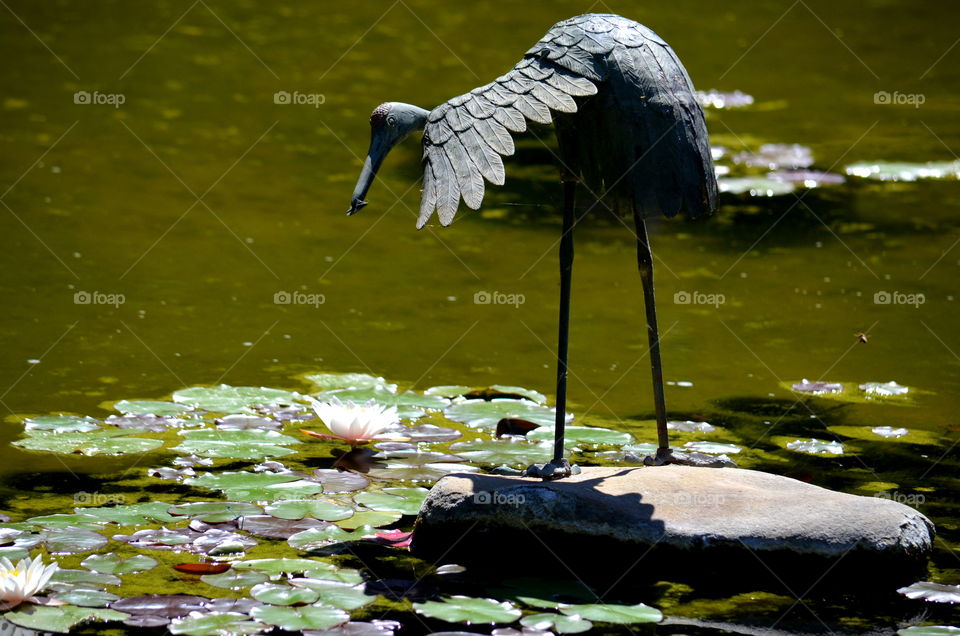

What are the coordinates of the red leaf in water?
(173, 562, 231, 575)
(369, 530, 412, 547)
(495, 418, 540, 438)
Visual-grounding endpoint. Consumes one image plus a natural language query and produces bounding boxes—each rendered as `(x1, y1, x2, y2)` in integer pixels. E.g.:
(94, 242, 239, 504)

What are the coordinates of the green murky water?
(2, 0, 960, 633)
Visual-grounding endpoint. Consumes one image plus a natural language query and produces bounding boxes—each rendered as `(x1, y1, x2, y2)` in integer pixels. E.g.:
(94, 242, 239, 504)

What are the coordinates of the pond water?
(1, 0, 959, 633)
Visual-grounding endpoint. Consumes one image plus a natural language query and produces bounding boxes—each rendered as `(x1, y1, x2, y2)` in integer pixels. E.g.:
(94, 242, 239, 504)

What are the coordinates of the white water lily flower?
(309, 397, 399, 444)
(0, 555, 59, 609)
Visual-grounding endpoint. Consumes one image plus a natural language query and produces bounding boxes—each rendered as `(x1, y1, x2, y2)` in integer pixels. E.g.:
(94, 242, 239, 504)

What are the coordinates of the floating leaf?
(354, 488, 429, 516)
(232, 558, 361, 583)
(168, 502, 264, 523)
(367, 461, 480, 483)
(718, 177, 796, 197)
(238, 515, 331, 539)
(872, 426, 909, 438)
(174, 562, 232, 575)
(263, 500, 354, 521)
(397, 423, 462, 443)
(697, 89, 754, 109)
(174, 429, 298, 460)
(732, 144, 813, 170)
(898, 628, 960, 636)
(424, 385, 471, 397)
(784, 438, 845, 455)
(187, 470, 300, 492)
(42, 526, 108, 553)
(114, 400, 192, 416)
(25, 513, 103, 529)
(306, 372, 397, 393)
(251, 581, 322, 605)
(216, 414, 282, 431)
(14, 428, 163, 456)
(201, 568, 269, 589)
(111, 594, 208, 617)
(169, 612, 270, 635)
(768, 169, 845, 187)
(445, 399, 567, 430)
(527, 426, 632, 447)
(520, 612, 593, 634)
(449, 439, 553, 466)
(173, 385, 300, 414)
(413, 596, 521, 624)
(558, 602, 662, 624)
(81, 553, 158, 574)
(667, 421, 716, 433)
(898, 582, 960, 604)
(75, 501, 177, 525)
(51, 568, 121, 587)
(52, 588, 120, 607)
(682, 441, 742, 455)
(289, 579, 376, 610)
(860, 381, 909, 397)
(24, 415, 99, 433)
(845, 159, 960, 182)
(336, 510, 401, 530)
(287, 526, 375, 551)
(4, 605, 127, 633)
(791, 379, 843, 394)
(250, 604, 350, 631)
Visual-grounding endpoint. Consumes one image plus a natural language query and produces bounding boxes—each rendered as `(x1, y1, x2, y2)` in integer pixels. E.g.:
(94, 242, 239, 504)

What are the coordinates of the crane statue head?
(348, 102, 430, 215)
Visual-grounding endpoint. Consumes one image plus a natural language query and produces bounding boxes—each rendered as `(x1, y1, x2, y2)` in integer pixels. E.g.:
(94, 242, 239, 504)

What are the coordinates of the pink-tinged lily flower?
(0, 555, 59, 610)
(303, 397, 400, 445)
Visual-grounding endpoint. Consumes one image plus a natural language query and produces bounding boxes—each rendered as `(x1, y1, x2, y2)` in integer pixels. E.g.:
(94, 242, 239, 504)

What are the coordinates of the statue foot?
(524, 458, 581, 481)
(643, 447, 736, 468)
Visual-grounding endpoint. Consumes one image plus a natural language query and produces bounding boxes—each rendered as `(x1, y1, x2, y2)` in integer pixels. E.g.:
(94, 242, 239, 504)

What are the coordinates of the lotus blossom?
(304, 398, 400, 445)
(0, 555, 59, 610)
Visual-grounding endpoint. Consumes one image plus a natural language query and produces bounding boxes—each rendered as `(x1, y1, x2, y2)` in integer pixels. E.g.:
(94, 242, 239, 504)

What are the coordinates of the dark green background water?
(1, 0, 959, 625)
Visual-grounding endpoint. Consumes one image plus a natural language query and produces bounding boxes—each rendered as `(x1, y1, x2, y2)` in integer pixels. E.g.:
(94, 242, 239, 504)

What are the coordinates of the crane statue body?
(348, 13, 718, 479)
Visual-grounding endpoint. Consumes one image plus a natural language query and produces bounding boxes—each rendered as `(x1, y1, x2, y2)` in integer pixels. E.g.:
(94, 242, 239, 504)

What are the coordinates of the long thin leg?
(552, 178, 576, 465)
(633, 207, 669, 452)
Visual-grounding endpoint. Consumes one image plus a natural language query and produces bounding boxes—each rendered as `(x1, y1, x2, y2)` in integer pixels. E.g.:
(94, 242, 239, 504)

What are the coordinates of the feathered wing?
(417, 56, 597, 228)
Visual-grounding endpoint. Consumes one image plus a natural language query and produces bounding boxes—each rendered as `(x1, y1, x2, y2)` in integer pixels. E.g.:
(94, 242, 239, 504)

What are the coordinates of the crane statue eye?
(386, 115, 397, 127)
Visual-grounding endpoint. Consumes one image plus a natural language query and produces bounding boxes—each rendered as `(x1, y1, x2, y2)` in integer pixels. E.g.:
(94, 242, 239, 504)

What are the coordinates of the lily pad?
(306, 372, 397, 393)
(396, 423, 462, 443)
(791, 379, 844, 394)
(52, 588, 120, 607)
(718, 177, 796, 197)
(43, 526, 108, 553)
(289, 579, 376, 610)
(287, 525, 376, 551)
(682, 441, 742, 455)
(872, 426, 910, 438)
(263, 499, 354, 521)
(173, 385, 300, 414)
(170, 612, 270, 635)
(449, 439, 553, 466)
(24, 415, 100, 433)
(526, 425, 632, 447)
(898, 582, 960, 603)
(81, 553, 158, 574)
(232, 558, 361, 583)
(898, 628, 960, 636)
(784, 438, 845, 455)
(250, 604, 350, 631)
(558, 602, 662, 624)
(845, 159, 960, 182)
(251, 581, 322, 605)
(187, 470, 301, 492)
(308, 469, 370, 493)
(201, 568, 270, 589)
(732, 143, 813, 170)
(51, 568, 122, 587)
(445, 399, 567, 430)
(860, 381, 909, 396)
(168, 501, 265, 522)
(336, 509, 401, 530)
(768, 169, 845, 187)
(15, 428, 163, 456)
(697, 89, 754, 109)
(216, 414, 282, 431)
(76, 501, 177, 525)
(413, 596, 521, 624)
(520, 612, 593, 634)
(174, 429, 298, 460)
(4, 605, 128, 633)
(367, 460, 480, 483)
(667, 421, 716, 433)
(238, 515, 331, 539)
(114, 400, 193, 416)
(353, 487, 430, 516)
(424, 385, 472, 397)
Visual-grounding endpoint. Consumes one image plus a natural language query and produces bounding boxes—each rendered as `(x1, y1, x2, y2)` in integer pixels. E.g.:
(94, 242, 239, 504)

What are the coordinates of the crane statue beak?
(347, 135, 390, 216)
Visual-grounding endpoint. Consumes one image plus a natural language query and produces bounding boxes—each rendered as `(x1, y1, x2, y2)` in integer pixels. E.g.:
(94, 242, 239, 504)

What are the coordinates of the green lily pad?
(413, 595, 521, 624)
(521, 612, 593, 634)
(898, 581, 960, 603)
(682, 441, 742, 455)
(201, 568, 270, 589)
(449, 439, 553, 466)
(287, 526, 375, 551)
(263, 499, 354, 521)
(4, 605, 128, 633)
(898, 628, 960, 636)
(52, 587, 120, 607)
(527, 425, 632, 446)
(318, 387, 448, 419)
(81, 553, 158, 574)
(173, 385, 300, 414)
(25, 513, 103, 529)
(24, 415, 100, 433)
(424, 385, 472, 397)
(14, 428, 163, 456)
(43, 526, 108, 553)
(250, 604, 350, 631)
(114, 400, 193, 416)
(367, 461, 480, 483)
(336, 509, 401, 529)
(75, 502, 177, 525)
(289, 579, 376, 610)
(168, 501, 265, 522)
(187, 470, 300, 491)
(232, 558, 361, 582)
(558, 602, 662, 624)
(781, 438, 845, 455)
(305, 372, 396, 393)
(50, 568, 121, 587)
(490, 385, 548, 404)
(251, 581, 322, 605)
(830, 426, 940, 446)
(781, 380, 916, 407)
(845, 159, 960, 181)
(444, 399, 565, 430)
(718, 176, 796, 196)
(170, 612, 270, 635)
(174, 429, 298, 460)
(353, 488, 429, 516)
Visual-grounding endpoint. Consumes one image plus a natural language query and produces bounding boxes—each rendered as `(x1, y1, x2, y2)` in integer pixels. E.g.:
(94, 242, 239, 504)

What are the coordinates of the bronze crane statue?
(347, 13, 718, 479)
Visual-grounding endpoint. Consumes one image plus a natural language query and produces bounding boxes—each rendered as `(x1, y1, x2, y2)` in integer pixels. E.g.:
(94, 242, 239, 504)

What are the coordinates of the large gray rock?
(411, 466, 934, 590)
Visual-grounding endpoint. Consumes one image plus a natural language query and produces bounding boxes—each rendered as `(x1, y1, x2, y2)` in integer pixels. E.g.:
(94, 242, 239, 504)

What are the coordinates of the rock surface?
(411, 466, 934, 591)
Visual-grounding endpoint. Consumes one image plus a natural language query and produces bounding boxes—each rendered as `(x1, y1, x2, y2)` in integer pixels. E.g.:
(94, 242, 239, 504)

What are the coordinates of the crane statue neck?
(348, 102, 429, 215)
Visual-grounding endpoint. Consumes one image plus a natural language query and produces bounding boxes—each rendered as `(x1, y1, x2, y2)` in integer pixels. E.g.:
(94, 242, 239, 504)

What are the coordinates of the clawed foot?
(643, 447, 736, 468)
(524, 458, 582, 481)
